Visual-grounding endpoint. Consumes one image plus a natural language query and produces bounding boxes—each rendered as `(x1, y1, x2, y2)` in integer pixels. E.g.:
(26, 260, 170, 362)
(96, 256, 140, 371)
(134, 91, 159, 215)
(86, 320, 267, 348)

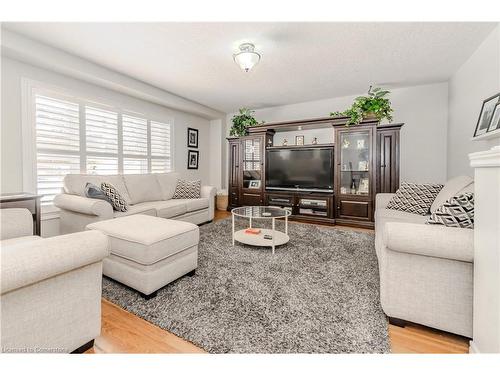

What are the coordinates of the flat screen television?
(266, 147, 334, 192)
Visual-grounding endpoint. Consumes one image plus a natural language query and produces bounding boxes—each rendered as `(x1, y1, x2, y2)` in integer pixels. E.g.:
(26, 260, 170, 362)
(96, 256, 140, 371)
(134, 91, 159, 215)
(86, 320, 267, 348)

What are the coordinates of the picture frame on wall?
(187, 127, 199, 148)
(487, 103, 500, 133)
(474, 93, 500, 137)
(187, 150, 199, 169)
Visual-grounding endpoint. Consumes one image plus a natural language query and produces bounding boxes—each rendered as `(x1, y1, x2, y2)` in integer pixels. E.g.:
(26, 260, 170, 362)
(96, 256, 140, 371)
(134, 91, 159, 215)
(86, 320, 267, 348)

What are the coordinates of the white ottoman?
(87, 214, 199, 299)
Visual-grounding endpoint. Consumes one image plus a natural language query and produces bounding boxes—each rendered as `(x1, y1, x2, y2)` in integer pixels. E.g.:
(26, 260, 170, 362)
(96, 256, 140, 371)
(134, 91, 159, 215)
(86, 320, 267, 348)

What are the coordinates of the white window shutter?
(87, 155, 118, 175)
(150, 120, 172, 173)
(35, 95, 81, 205)
(123, 115, 148, 155)
(123, 158, 148, 174)
(85, 106, 119, 175)
(85, 106, 118, 154)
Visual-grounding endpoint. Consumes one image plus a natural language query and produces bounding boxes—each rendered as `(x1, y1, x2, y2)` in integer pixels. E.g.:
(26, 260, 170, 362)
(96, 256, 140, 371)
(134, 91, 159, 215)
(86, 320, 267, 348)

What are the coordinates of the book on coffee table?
(245, 228, 261, 235)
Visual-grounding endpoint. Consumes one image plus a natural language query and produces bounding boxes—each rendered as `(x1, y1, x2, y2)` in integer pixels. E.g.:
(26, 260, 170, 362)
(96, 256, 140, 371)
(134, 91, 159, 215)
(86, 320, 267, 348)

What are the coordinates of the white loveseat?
(54, 172, 216, 234)
(374, 176, 474, 337)
(0, 208, 109, 353)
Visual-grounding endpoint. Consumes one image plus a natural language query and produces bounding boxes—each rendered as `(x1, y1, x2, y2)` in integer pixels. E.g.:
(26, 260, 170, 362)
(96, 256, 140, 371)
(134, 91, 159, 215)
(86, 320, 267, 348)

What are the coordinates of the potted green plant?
(230, 108, 263, 136)
(330, 86, 394, 126)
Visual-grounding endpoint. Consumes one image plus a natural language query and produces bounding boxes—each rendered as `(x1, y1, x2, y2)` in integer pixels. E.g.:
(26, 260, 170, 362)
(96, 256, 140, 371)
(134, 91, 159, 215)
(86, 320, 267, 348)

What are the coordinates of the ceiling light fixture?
(233, 43, 261, 73)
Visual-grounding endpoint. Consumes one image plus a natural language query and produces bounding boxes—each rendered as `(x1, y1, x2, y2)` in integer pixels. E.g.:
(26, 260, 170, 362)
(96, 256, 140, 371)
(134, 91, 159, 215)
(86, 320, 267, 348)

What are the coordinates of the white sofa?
(0, 208, 110, 353)
(54, 172, 216, 234)
(374, 176, 474, 337)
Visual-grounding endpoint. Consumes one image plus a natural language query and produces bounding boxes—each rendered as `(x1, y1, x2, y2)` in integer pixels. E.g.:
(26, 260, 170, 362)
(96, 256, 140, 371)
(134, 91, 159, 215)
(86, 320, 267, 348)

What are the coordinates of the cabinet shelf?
(299, 205, 328, 210)
(341, 147, 368, 151)
(338, 192, 370, 197)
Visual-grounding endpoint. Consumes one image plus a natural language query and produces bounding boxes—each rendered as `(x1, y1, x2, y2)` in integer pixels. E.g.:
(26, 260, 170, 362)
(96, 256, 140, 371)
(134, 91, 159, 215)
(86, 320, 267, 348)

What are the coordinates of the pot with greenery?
(230, 108, 263, 136)
(330, 86, 394, 126)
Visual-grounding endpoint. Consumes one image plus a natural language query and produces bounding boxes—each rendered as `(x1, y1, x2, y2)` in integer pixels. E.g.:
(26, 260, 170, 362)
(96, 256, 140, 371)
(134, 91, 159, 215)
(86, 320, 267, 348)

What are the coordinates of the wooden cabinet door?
(240, 135, 264, 206)
(377, 129, 400, 193)
(334, 125, 375, 221)
(228, 140, 241, 207)
(335, 197, 372, 221)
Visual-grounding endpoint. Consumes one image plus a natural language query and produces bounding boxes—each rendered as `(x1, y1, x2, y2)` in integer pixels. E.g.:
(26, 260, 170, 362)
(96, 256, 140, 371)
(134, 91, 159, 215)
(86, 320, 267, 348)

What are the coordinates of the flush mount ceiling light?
(233, 43, 261, 73)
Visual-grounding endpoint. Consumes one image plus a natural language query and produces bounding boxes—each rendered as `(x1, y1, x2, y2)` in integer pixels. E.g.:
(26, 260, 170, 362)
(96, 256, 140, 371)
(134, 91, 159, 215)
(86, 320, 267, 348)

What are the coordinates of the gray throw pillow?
(386, 182, 444, 215)
(427, 193, 474, 229)
(101, 182, 129, 212)
(172, 179, 201, 199)
(85, 182, 112, 204)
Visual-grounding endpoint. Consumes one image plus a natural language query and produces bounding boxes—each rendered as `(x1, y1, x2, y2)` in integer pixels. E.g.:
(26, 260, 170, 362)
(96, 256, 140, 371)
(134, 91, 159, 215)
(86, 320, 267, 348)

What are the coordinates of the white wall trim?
(20, 77, 37, 193)
(42, 207, 60, 221)
(469, 146, 500, 168)
(469, 340, 480, 353)
(472, 128, 500, 142)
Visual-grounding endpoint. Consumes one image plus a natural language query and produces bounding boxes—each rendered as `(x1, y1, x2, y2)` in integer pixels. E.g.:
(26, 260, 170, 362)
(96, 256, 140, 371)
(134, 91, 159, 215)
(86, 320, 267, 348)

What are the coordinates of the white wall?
(1, 57, 216, 236)
(448, 25, 500, 178)
(227, 82, 449, 184)
(209, 118, 225, 190)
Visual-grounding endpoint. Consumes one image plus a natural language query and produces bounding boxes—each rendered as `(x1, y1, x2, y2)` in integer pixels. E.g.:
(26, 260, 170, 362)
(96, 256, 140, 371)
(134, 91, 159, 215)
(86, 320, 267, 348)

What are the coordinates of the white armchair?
(375, 193, 474, 338)
(0, 208, 110, 353)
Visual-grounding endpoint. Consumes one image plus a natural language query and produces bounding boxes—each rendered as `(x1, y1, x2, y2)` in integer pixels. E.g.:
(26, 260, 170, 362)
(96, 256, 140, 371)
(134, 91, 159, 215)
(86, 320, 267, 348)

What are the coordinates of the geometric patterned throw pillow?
(100, 182, 129, 212)
(427, 192, 474, 229)
(172, 179, 201, 199)
(386, 182, 444, 215)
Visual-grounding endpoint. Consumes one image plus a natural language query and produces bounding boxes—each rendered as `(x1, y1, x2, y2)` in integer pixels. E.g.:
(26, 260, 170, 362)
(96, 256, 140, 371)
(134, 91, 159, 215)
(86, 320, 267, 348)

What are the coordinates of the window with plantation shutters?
(30, 88, 174, 208)
(35, 95, 81, 205)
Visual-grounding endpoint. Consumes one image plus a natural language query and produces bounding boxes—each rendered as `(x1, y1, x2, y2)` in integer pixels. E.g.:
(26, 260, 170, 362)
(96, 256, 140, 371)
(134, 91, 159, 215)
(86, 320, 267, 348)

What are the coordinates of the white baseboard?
(469, 340, 480, 353)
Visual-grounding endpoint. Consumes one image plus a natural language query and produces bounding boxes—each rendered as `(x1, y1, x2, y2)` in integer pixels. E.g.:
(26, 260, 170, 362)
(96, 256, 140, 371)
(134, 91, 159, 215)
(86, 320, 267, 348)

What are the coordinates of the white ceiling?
(4, 22, 497, 113)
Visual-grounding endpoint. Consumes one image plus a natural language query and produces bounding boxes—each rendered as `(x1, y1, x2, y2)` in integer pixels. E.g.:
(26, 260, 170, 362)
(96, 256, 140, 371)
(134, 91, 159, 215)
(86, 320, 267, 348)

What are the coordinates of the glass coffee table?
(231, 206, 291, 254)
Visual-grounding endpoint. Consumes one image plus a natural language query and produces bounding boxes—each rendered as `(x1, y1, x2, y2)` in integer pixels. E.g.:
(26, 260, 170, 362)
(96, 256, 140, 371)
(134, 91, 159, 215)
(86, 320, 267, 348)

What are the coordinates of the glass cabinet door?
(339, 130, 371, 195)
(242, 138, 262, 189)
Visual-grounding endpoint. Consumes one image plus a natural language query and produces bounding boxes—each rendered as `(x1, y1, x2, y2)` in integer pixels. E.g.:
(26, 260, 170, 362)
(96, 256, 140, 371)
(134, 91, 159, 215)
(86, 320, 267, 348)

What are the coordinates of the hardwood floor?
(87, 210, 469, 354)
(88, 299, 204, 354)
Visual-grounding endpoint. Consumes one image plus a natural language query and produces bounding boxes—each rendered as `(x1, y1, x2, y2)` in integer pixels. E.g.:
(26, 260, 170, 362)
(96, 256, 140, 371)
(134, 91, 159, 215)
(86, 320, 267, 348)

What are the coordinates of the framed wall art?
(187, 127, 199, 148)
(187, 150, 199, 169)
(474, 93, 500, 137)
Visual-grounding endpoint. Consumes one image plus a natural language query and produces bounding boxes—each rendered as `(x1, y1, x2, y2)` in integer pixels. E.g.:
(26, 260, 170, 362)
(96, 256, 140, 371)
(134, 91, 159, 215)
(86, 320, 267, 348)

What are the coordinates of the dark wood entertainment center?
(227, 116, 403, 228)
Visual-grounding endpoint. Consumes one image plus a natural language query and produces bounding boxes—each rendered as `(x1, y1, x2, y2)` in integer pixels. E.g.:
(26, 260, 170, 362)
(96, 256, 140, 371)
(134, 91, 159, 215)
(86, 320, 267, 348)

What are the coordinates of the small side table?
(0, 193, 43, 236)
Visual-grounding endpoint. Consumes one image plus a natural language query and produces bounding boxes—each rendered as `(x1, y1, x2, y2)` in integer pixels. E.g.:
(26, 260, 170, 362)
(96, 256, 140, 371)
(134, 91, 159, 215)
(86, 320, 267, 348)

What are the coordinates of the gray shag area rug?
(102, 218, 389, 353)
